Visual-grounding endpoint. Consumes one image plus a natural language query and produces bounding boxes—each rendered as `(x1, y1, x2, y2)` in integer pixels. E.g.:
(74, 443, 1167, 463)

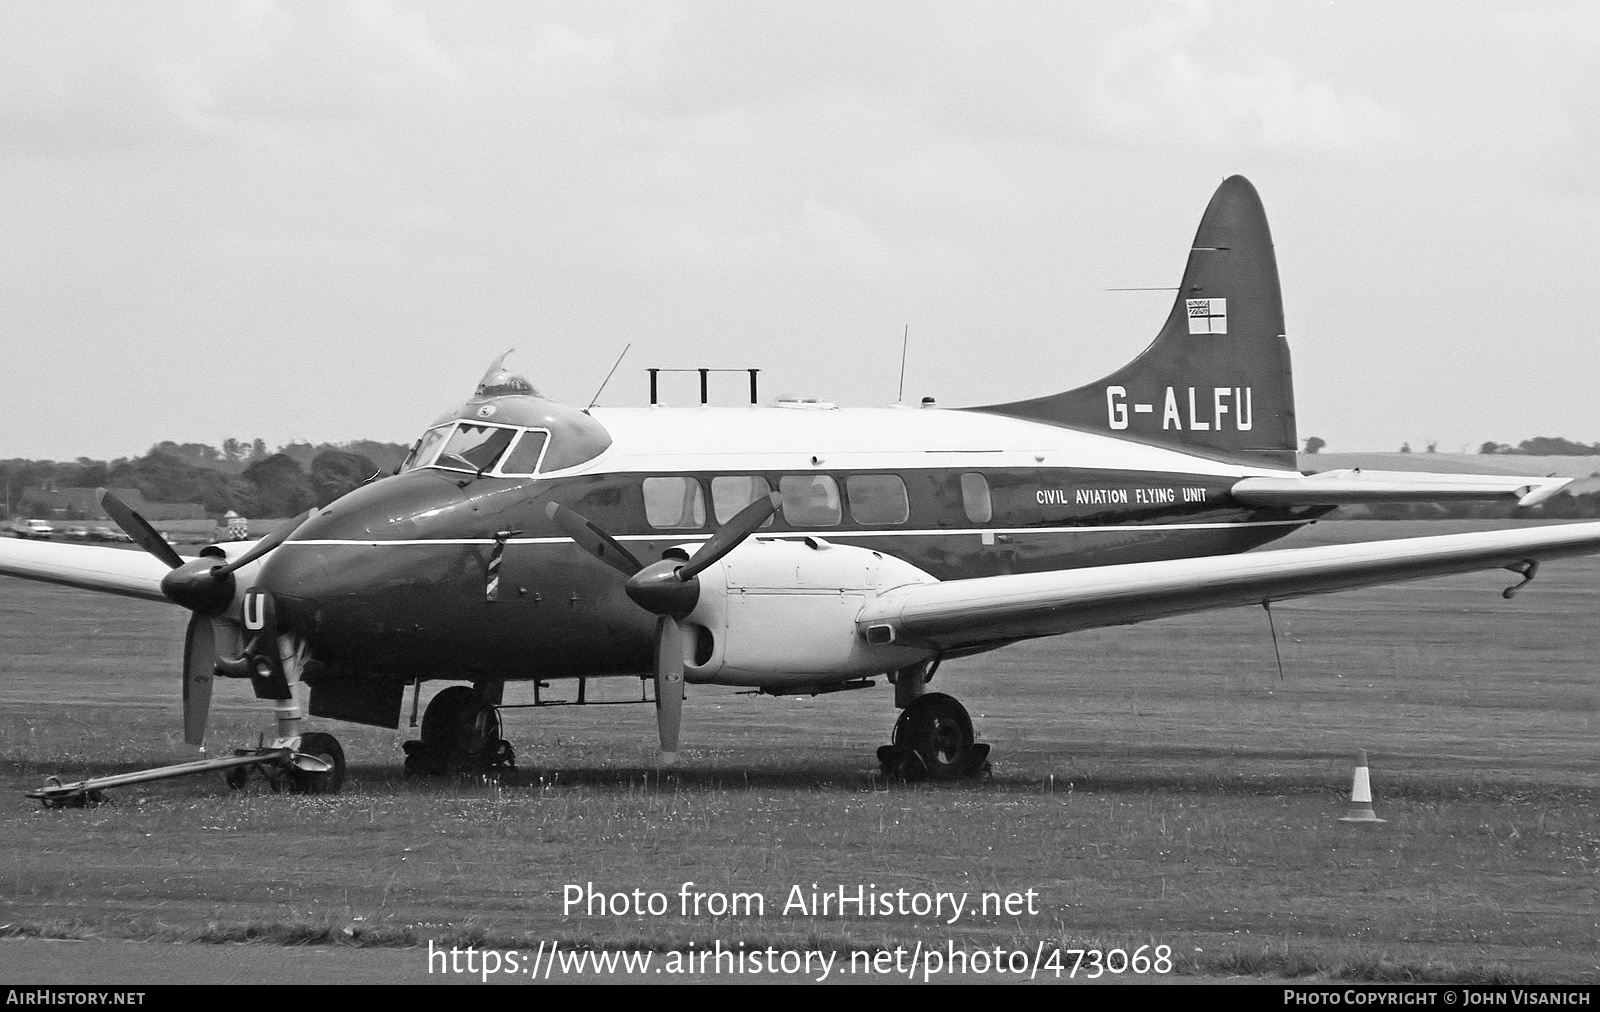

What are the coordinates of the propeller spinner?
(545, 492, 781, 761)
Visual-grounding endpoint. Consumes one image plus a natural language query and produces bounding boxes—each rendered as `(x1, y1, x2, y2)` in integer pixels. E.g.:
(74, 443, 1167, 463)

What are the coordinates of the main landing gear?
(876, 664, 990, 782)
(402, 684, 516, 776)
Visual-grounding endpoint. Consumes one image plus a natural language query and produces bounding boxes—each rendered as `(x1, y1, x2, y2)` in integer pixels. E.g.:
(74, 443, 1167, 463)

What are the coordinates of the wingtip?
(1517, 477, 1572, 508)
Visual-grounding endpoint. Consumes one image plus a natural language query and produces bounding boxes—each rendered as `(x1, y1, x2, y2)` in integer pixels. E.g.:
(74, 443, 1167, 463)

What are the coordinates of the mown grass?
(1, 520, 1596, 983)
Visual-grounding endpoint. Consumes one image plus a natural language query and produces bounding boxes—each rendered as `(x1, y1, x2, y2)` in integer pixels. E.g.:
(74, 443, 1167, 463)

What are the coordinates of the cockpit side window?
(434, 423, 517, 473)
(498, 430, 549, 476)
(402, 425, 452, 472)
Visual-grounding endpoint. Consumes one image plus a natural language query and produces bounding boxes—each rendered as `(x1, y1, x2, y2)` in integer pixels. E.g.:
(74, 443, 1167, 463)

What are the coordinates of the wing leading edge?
(858, 522, 1600, 653)
(1232, 469, 1571, 508)
(0, 539, 178, 603)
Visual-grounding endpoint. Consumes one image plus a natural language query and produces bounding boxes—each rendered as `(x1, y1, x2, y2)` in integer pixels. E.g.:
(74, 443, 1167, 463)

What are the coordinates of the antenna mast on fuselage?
(646, 368, 762, 405)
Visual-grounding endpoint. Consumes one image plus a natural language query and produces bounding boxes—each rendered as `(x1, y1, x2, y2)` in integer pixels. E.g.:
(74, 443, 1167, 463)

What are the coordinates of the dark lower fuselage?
(261, 465, 1324, 683)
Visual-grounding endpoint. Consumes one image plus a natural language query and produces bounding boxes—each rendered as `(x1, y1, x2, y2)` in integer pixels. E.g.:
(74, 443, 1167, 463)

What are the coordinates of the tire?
(892, 692, 977, 781)
(877, 744, 927, 782)
(420, 686, 501, 756)
(402, 740, 447, 777)
(287, 731, 346, 794)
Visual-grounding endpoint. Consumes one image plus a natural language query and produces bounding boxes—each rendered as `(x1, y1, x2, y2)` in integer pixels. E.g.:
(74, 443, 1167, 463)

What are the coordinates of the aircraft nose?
(257, 470, 507, 667)
(260, 469, 482, 597)
(288, 468, 473, 543)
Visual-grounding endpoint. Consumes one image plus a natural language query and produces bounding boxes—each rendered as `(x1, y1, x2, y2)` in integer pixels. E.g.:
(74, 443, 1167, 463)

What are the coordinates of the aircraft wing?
(858, 522, 1600, 653)
(0, 538, 177, 603)
(1232, 469, 1570, 508)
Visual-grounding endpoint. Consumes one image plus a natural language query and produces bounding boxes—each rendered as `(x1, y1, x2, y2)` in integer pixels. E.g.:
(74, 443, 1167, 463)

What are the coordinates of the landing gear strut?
(403, 684, 516, 776)
(877, 692, 990, 782)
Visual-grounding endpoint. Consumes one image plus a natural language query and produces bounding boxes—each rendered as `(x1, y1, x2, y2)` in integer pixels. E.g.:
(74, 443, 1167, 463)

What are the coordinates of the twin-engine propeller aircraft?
(4, 175, 1600, 795)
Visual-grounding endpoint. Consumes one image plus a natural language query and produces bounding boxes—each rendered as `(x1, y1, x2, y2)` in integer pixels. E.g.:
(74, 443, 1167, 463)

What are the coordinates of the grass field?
(1, 520, 1596, 983)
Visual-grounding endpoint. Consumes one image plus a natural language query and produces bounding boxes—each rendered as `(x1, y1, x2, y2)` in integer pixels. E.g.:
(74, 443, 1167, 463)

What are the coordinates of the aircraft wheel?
(421, 686, 501, 756)
(876, 744, 927, 782)
(402, 740, 447, 777)
(418, 685, 510, 772)
(287, 731, 346, 794)
(892, 693, 984, 781)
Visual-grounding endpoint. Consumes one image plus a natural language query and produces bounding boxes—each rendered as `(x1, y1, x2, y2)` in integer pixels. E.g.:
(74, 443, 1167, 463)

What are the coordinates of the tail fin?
(970, 175, 1297, 469)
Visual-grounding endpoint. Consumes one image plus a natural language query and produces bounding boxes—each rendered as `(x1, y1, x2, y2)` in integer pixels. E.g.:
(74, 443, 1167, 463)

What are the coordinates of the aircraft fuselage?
(262, 404, 1322, 685)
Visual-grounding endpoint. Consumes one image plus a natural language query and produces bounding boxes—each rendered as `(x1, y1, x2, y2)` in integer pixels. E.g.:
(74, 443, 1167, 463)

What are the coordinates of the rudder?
(970, 175, 1297, 469)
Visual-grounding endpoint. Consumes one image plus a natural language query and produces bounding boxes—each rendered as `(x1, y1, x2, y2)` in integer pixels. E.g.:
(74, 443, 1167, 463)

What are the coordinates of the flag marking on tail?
(1186, 298, 1227, 335)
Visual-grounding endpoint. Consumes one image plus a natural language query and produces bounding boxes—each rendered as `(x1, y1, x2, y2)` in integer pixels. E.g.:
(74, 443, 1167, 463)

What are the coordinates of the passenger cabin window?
(643, 476, 706, 529)
(711, 475, 774, 526)
(961, 472, 992, 523)
(434, 423, 516, 473)
(778, 475, 841, 527)
(846, 474, 909, 525)
(499, 430, 549, 476)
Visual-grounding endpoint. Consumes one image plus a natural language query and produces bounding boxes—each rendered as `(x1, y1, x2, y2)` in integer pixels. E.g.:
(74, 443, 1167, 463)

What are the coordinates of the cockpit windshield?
(400, 422, 555, 477)
(436, 424, 516, 472)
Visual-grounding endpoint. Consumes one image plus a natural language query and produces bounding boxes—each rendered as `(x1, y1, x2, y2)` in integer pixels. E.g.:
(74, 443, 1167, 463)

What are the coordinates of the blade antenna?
(1262, 599, 1285, 681)
(586, 343, 631, 412)
(896, 325, 909, 404)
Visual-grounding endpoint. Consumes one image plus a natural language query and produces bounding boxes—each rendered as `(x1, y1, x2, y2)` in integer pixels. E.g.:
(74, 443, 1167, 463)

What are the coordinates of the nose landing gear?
(402, 684, 516, 776)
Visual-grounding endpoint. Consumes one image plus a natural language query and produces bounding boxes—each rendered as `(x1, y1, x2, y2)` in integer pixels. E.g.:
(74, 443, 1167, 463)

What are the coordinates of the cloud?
(0, 1, 468, 155)
(1084, 1, 1412, 159)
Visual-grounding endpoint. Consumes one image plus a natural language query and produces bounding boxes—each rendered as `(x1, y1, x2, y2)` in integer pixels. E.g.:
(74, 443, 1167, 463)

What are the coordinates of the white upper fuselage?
(576, 404, 1297, 479)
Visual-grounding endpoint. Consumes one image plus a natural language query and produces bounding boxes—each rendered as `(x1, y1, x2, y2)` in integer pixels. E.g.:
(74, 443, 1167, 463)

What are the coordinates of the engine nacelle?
(679, 538, 938, 689)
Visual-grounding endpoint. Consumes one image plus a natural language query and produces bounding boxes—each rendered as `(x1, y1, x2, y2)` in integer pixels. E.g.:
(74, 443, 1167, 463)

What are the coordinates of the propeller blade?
(545, 502, 643, 576)
(678, 492, 779, 580)
(182, 613, 215, 747)
(99, 489, 183, 569)
(215, 509, 312, 575)
(654, 615, 684, 763)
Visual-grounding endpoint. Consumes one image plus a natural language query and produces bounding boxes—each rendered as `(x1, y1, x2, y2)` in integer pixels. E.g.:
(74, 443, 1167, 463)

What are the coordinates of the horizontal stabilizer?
(859, 522, 1600, 652)
(0, 539, 178, 603)
(1232, 469, 1572, 509)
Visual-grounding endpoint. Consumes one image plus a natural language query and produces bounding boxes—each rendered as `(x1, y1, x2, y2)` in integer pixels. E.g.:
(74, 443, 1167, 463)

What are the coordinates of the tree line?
(1305, 435, 1600, 456)
(2, 439, 410, 519)
(1477, 436, 1600, 456)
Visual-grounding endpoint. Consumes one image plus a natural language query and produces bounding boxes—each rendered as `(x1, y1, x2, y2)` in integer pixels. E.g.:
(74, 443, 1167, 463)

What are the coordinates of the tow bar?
(26, 746, 333, 808)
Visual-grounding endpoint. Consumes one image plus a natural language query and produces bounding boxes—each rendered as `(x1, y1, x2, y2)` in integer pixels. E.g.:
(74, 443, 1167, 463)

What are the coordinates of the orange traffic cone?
(1339, 749, 1386, 823)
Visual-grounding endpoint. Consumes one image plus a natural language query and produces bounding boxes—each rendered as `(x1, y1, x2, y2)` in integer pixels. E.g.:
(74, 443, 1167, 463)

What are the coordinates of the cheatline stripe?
(280, 519, 1307, 548)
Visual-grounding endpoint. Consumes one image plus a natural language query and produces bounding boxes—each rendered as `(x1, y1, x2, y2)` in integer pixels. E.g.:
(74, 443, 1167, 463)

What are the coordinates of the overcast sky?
(3, 1, 1598, 461)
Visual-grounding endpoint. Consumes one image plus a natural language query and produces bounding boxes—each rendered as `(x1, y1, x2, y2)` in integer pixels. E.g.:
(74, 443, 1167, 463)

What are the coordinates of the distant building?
(19, 486, 145, 519)
(139, 501, 208, 521)
(20, 487, 205, 521)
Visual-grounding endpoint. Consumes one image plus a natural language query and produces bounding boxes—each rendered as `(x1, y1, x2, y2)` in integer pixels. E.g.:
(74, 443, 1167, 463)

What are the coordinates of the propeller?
(99, 487, 182, 569)
(98, 489, 311, 745)
(100, 489, 311, 616)
(545, 492, 781, 760)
